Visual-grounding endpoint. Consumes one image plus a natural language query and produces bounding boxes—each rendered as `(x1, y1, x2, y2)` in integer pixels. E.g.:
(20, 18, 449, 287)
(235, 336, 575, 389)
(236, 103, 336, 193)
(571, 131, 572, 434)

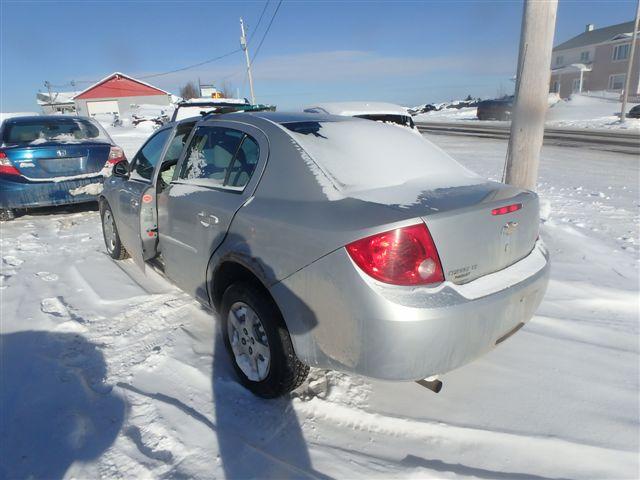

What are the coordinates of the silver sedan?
(100, 112, 549, 398)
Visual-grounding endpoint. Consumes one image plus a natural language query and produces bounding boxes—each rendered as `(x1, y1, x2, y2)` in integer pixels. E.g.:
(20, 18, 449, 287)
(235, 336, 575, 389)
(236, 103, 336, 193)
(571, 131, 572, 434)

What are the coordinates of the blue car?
(0, 115, 125, 221)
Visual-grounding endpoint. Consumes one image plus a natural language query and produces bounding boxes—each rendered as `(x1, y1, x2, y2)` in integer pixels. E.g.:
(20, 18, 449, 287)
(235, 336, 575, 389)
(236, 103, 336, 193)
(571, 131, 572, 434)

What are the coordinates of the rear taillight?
(491, 203, 522, 215)
(0, 151, 20, 176)
(346, 223, 444, 286)
(107, 146, 126, 165)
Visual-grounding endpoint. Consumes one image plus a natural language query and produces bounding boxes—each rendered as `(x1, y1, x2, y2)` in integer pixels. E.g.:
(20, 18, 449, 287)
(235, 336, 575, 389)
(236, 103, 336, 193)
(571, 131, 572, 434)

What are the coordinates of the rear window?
(282, 120, 480, 195)
(3, 118, 111, 146)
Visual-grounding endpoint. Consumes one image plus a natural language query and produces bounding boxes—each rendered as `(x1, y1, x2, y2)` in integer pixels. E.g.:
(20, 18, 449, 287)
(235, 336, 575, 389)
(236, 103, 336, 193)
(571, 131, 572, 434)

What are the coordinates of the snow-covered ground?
(545, 94, 640, 130)
(1, 129, 638, 479)
(414, 94, 640, 130)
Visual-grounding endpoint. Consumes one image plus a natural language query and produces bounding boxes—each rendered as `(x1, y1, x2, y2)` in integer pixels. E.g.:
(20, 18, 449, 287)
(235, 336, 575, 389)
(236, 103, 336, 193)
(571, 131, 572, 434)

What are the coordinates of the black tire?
(100, 201, 129, 260)
(0, 209, 15, 222)
(221, 281, 309, 398)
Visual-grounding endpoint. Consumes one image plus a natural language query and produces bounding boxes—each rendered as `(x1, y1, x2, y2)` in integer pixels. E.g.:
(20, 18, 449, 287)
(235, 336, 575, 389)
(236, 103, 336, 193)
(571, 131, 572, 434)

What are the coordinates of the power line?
(248, 1, 270, 45)
(251, 0, 283, 64)
(51, 48, 242, 89)
(139, 48, 242, 80)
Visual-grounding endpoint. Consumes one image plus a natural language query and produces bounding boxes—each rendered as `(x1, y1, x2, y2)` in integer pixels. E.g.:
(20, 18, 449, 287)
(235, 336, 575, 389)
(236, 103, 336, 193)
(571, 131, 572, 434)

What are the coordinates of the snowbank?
(413, 106, 478, 122)
(413, 94, 640, 130)
(546, 94, 640, 130)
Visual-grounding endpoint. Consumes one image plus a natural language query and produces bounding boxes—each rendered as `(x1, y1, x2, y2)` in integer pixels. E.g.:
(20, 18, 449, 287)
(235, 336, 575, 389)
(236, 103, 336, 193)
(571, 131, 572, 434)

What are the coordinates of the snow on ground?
(0, 129, 638, 479)
(103, 122, 156, 159)
(413, 106, 479, 122)
(546, 94, 640, 130)
(414, 94, 640, 130)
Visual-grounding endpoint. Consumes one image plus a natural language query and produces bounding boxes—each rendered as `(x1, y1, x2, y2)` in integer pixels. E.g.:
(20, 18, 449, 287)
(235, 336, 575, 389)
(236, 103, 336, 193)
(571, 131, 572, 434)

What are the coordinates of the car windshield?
(2, 118, 111, 146)
(173, 105, 219, 121)
(354, 114, 414, 128)
(283, 120, 481, 198)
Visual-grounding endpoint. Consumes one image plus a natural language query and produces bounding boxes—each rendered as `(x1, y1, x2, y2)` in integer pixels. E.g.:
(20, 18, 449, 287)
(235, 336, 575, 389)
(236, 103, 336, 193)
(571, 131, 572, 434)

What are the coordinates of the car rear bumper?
(271, 240, 550, 380)
(0, 175, 104, 209)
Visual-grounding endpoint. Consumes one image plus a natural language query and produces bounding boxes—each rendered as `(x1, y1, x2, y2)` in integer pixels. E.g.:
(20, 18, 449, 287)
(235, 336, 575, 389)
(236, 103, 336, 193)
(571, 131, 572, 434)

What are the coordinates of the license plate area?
(39, 156, 87, 174)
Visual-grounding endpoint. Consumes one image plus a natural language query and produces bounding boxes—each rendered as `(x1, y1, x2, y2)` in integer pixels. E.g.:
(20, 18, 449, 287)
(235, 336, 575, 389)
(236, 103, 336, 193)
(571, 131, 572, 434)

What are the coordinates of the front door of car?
(157, 121, 267, 301)
(115, 126, 173, 269)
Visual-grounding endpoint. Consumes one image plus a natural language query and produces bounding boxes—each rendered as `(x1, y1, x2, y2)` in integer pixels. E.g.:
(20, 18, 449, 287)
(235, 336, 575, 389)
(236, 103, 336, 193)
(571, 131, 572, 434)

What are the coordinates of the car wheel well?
(212, 261, 270, 310)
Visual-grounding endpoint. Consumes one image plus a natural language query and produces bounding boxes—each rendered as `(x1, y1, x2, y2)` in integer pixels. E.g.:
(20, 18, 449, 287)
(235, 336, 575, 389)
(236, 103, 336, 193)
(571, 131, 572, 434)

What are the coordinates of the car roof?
(2, 115, 91, 124)
(303, 101, 408, 116)
(202, 111, 355, 127)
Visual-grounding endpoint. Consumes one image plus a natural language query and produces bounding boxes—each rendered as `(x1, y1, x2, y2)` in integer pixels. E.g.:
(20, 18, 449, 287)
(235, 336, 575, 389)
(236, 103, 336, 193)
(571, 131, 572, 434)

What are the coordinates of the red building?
(73, 72, 172, 117)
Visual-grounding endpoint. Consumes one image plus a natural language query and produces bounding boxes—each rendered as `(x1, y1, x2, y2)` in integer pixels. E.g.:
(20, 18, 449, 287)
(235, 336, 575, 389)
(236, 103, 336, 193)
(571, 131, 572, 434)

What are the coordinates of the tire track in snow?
(294, 396, 637, 479)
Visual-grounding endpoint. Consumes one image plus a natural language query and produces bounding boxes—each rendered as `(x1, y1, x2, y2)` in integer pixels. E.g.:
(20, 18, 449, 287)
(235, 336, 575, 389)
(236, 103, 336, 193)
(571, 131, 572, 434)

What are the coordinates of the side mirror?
(112, 160, 130, 178)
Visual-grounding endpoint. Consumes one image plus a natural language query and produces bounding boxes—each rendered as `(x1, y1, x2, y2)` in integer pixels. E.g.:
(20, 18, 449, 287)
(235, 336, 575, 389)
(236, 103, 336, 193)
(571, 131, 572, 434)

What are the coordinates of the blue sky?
(0, 0, 635, 111)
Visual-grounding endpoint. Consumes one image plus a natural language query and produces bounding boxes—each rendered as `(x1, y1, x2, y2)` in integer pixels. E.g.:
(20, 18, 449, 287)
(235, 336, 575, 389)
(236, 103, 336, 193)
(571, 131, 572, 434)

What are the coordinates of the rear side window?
(131, 128, 171, 180)
(3, 118, 110, 145)
(226, 136, 259, 188)
(179, 126, 259, 190)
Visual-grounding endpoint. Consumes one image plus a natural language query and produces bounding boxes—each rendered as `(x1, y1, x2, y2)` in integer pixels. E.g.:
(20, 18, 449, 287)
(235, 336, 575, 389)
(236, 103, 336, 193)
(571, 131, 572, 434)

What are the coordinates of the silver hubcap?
(103, 210, 117, 253)
(227, 301, 271, 381)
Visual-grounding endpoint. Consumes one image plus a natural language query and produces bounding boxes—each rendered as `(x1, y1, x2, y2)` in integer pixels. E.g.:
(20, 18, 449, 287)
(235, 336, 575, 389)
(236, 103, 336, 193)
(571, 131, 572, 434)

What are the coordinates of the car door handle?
(197, 211, 209, 227)
(197, 212, 219, 227)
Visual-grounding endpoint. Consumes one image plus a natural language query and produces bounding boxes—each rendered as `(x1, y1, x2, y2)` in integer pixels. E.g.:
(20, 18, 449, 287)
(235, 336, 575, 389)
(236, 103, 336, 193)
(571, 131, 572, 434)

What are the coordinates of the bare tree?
(218, 81, 236, 99)
(179, 81, 199, 100)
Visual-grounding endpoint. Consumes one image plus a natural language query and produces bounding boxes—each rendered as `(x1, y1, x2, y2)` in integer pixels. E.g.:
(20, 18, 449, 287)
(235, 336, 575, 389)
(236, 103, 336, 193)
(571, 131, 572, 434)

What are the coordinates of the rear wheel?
(221, 282, 309, 398)
(101, 203, 128, 260)
(0, 209, 15, 222)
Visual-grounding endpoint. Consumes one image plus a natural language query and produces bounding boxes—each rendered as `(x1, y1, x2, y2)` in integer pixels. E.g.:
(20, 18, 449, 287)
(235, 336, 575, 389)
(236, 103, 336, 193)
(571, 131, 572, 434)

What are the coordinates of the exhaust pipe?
(416, 377, 443, 393)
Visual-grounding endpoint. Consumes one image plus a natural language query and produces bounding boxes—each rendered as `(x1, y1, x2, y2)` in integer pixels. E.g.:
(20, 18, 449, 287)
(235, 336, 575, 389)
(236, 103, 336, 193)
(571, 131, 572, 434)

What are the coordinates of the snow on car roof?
(303, 102, 409, 117)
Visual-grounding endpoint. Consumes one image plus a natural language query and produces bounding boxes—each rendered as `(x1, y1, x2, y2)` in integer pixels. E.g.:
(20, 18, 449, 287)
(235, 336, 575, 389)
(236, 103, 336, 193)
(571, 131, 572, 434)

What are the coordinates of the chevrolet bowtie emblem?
(502, 221, 519, 236)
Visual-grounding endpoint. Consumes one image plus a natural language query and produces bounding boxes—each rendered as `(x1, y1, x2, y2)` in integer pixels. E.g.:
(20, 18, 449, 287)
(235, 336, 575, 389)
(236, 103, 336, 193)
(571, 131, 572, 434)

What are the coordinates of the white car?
(303, 102, 416, 129)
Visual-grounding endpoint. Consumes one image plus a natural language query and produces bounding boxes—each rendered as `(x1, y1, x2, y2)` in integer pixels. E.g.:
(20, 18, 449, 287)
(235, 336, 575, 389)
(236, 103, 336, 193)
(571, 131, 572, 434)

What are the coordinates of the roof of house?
(553, 21, 635, 52)
(73, 72, 170, 100)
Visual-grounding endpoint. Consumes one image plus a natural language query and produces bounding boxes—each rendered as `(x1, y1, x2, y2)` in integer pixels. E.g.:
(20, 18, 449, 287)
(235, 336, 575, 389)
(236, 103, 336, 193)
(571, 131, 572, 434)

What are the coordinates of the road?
(416, 121, 640, 154)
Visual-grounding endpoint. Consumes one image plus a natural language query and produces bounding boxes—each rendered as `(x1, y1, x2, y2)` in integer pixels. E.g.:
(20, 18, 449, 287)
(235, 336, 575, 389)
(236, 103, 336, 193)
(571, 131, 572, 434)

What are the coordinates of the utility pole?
(44, 80, 54, 111)
(240, 18, 256, 104)
(620, 0, 640, 123)
(504, 0, 558, 191)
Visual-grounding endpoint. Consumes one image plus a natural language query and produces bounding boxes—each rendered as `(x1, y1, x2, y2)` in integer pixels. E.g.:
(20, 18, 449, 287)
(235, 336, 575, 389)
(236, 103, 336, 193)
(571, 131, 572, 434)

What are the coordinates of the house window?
(580, 51, 590, 62)
(555, 55, 564, 66)
(550, 81, 560, 93)
(608, 74, 626, 91)
(613, 44, 630, 61)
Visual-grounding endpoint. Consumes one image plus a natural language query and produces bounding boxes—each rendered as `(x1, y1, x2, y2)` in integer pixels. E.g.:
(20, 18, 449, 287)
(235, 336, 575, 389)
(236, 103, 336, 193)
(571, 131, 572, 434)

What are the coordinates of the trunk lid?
(4, 143, 111, 180)
(415, 182, 539, 284)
